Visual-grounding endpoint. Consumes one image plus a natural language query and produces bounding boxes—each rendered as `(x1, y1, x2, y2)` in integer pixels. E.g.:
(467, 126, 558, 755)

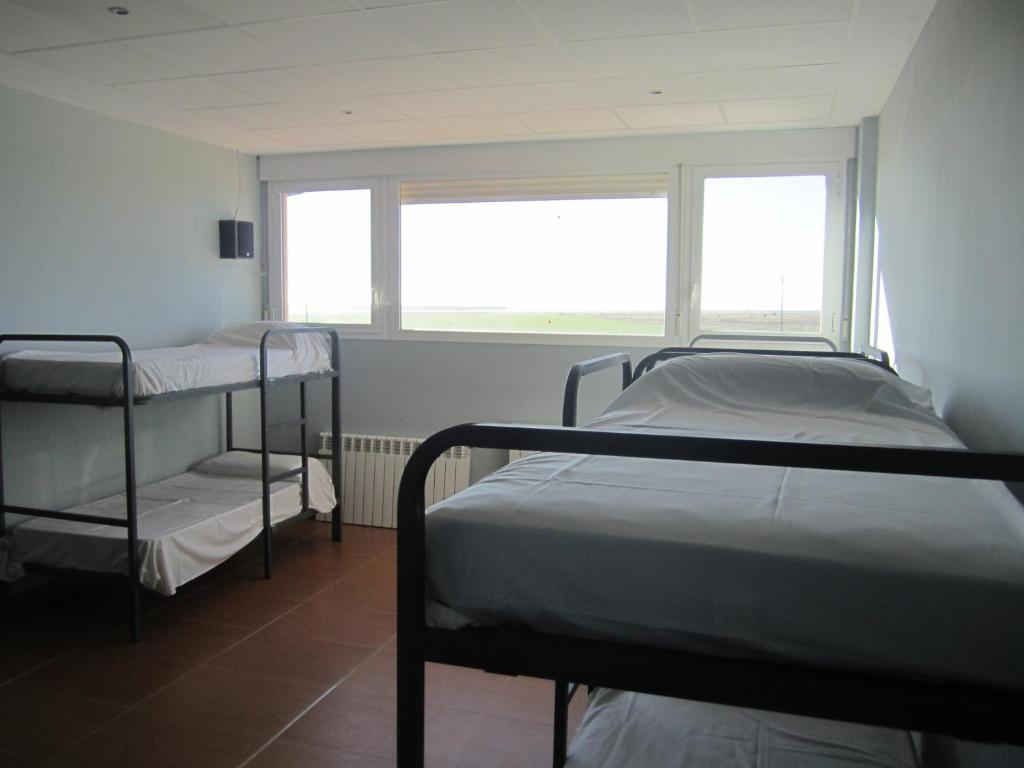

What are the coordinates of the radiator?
(318, 433, 471, 528)
(508, 449, 537, 461)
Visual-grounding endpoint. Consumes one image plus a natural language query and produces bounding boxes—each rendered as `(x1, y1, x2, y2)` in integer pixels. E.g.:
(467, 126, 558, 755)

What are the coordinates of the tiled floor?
(0, 523, 583, 767)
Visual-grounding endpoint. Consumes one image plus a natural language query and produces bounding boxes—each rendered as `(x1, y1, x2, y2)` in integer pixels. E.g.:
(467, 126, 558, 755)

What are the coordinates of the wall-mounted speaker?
(219, 219, 254, 259)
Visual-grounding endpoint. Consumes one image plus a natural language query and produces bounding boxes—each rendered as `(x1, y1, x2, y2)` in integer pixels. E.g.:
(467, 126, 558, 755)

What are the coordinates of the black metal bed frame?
(396, 347, 1024, 768)
(0, 326, 342, 641)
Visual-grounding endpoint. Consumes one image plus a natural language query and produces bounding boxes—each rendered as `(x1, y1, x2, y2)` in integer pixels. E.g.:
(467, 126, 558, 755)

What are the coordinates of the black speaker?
(219, 219, 254, 259)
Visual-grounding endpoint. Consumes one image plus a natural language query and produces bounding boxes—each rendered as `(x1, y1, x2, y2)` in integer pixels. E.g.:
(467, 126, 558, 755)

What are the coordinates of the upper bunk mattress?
(0, 321, 331, 398)
(424, 354, 1024, 691)
(0, 452, 334, 595)
(567, 688, 920, 768)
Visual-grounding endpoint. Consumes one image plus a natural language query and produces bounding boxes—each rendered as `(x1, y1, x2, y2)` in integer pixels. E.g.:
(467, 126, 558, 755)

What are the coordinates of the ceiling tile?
(373, 0, 546, 53)
(479, 80, 604, 111)
(562, 33, 709, 79)
(19, 41, 191, 84)
(515, 107, 623, 133)
(712, 64, 837, 101)
(14, 0, 223, 38)
(688, 0, 855, 31)
(702, 23, 848, 71)
(437, 44, 591, 86)
(256, 124, 364, 147)
(722, 94, 834, 123)
(193, 95, 405, 128)
(182, 0, 359, 24)
(124, 27, 298, 75)
(214, 66, 352, 101)
(340, 119, 446, 143)
(614, 101, 723, 129)
(242, 11, 419, 64)
(117, 76, 262, 109)
(421, 113, 532, 138)
(0, 0, 100, 52)
(593, 71, 717, 107)
(375, 87, 501, 118)
(521, 0, 692, 42)
(320, 55, 464, 94)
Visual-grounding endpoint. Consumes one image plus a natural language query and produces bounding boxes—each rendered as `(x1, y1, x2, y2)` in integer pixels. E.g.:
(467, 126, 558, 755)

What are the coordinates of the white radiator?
(508, 449, 537, 461)
(318, 433, 471, 528)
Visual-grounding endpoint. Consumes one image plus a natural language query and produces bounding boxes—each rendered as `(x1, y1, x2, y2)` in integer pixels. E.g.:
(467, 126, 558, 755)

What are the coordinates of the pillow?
(191, 450, 302, 480)
(204, 321, 330, 356)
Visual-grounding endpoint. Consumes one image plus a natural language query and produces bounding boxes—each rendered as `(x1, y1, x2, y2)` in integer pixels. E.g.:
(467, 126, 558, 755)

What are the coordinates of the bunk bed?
(396, 347, 1024, 768)
(0, 322, 342, 640)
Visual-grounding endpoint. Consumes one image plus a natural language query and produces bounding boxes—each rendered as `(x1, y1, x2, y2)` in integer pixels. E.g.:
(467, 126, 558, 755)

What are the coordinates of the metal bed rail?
(396, 423, 1024, 767)
(0, 334, 141, 639)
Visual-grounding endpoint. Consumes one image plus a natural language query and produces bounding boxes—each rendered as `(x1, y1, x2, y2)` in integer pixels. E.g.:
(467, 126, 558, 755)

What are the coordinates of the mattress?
(424, 354, 1024, 690)
(0, 321, 331, 398)
(567, 689, 920, 768)
(0, 453, 335, 595)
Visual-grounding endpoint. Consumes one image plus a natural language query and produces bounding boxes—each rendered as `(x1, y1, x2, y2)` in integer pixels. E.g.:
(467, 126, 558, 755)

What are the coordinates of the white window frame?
(267, 178, 385, 338)
(389, 168, 682, 348)
(687, 162, 847, 348)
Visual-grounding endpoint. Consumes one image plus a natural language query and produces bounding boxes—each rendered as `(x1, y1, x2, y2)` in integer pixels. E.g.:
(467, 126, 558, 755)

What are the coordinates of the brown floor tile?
(246, 738, 394, 768)
(87, 616, 250, 668)
(336, 649, 396, 699)
(310, 575, 397, 614)
(138, 664, 325, 736)
(425, 663, 508, 713)
(482, 676, 556, 724)
(447, 713, 553, 768)
(46, 708, 265, 768)
(212, 629, 373, 688)
(283, 687, 467, 764)
(18, 647, 188, 706)
(0, 682, 126, 762)
(267, 601, 396, 648)
(159, 580, 302, 629)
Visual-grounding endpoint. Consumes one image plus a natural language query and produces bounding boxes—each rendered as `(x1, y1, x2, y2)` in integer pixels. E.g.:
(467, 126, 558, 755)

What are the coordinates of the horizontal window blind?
(400, 174, 669, 204)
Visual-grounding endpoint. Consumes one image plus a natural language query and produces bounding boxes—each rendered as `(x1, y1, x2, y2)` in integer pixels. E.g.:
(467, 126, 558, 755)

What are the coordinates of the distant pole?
(779, 276, 785, 332)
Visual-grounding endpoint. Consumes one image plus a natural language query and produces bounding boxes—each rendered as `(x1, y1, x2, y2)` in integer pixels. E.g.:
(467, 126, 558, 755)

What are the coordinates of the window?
(691, 168, 843, 344)
(281, 187, 373, 325)
(399, 175, 669, 337)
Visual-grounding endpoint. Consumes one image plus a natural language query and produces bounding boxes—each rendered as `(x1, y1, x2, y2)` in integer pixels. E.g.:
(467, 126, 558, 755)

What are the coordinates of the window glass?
(699, 175, 827, 335)
(400, 177, 668, 336)
(284, 188, 371, 325)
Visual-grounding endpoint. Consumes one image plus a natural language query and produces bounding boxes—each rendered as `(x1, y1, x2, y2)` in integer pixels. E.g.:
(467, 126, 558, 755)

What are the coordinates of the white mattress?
(0, 453, 335, 595)
(567, 689, 920, 768)
(0, 321, 331, 398)
(424, 354, 1024, 690)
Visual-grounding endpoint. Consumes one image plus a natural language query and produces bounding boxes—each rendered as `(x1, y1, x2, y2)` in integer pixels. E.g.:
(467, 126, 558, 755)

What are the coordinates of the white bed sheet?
(0, 455, 334, 595)
(424, 354, 1024, 689)
(567, 689, 920, 768)
(0, 321, 331, 398)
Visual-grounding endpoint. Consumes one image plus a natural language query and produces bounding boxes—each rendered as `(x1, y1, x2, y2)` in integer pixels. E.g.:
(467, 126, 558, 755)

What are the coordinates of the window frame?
(389, 169, 681, 347)
(688, 162, 847, 348)
(267, 178, 385, 338)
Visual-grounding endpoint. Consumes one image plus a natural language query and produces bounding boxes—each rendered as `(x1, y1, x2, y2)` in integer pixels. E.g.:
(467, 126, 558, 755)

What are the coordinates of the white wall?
(874, 0, 1024, 454)
(875, 1, 1024, 762)
(0, 85, 261, 510)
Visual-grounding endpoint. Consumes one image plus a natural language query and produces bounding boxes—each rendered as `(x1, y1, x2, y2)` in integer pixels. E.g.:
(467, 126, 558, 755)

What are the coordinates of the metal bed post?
(552, 679, 571, 768)
(562, 353, 631, 428)
(330, 329, 342, 543)
(299, 382, 309, 514)
(0, 398, 7, 618)
(225, 391, 234, 452)
(259, 335, 272, 579)
(116, 339, 141, 642)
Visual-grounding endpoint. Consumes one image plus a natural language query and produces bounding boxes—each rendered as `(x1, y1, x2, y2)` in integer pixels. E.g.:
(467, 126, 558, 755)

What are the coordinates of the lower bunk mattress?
(567, 688, 920, 768)
(0, 452, 334, 595)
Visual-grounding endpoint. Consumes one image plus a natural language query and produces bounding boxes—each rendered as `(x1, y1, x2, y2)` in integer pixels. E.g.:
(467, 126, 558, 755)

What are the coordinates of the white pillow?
(205, 321, 330, 356)
(191, 450, 302, 480)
